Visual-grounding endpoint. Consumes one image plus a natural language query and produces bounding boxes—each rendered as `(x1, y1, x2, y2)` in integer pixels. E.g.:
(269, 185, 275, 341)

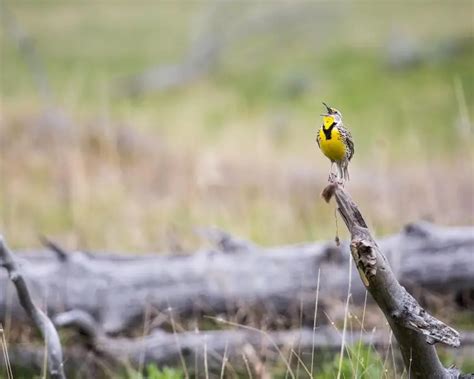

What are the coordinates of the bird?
(316, 102, 354, 184)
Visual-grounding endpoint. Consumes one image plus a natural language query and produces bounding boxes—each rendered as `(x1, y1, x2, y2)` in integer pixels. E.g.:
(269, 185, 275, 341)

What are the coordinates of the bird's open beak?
(322, 102, 332, 113)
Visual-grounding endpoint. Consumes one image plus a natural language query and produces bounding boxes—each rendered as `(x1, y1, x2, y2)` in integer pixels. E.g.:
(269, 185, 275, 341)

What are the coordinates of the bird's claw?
(328, 172, 344, 187)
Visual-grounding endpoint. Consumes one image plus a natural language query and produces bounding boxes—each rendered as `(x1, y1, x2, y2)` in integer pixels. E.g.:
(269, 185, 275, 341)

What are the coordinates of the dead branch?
(323, 183, 463, 378)
(0, 236, 65, 379)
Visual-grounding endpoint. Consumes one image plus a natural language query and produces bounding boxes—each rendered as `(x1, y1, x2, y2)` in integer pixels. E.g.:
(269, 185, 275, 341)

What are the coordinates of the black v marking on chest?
(323, 123, 336, 140)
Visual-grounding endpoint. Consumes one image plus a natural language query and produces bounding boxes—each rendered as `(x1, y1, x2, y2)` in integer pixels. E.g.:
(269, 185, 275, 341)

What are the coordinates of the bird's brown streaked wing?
(341, 127, 354, 161)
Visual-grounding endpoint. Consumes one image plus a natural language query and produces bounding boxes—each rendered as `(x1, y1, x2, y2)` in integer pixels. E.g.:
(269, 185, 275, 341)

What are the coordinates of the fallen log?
(0, 222, 472, 335)
(4, 308, 474, 377)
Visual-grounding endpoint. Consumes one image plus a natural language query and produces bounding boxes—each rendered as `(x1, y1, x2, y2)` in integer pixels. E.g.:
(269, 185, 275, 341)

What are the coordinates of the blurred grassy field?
(1, 1, 473, 251)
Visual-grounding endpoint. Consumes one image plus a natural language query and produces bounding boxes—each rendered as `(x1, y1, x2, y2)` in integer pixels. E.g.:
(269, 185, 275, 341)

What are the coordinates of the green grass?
(127, 365, 183, 379)
(318, 344, 386, 379)
(2, 1, 473, 156)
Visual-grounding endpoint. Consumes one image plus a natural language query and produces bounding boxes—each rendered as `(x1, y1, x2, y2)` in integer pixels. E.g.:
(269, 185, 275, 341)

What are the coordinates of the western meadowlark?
(316, 102, 354, 184)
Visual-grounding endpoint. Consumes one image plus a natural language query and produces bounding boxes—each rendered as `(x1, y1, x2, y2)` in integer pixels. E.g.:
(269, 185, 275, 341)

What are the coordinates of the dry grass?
(0, 110, 472, 252)
(0, 323, 13, 379)
(1, 1, 473, 251)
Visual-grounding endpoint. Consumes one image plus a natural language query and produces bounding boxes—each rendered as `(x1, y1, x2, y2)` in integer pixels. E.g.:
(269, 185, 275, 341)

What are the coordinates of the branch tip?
(54, 310, 101, 342)
(321, 183, 338, 203)
(40, 236, 69, 261)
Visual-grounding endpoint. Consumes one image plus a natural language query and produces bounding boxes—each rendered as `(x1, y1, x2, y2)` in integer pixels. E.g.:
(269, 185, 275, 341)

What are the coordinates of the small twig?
(40, 236, 69, 261)
(334, 207, 340, 246)
(54, 310, 101, 343)
(195, 226, 255, 253)
(0, 236, 65, 379)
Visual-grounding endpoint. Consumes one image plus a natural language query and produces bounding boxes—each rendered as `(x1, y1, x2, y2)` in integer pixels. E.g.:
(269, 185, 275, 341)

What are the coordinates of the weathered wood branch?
(322, 183, 464, 378)
(0, 236, 65, 379)
(0, 222, 472, 335)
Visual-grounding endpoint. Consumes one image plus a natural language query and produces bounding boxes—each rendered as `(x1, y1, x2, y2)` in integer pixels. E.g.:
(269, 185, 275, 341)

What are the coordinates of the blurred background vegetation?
(0, 1, 473, 377)
(1, 1, 473, 251)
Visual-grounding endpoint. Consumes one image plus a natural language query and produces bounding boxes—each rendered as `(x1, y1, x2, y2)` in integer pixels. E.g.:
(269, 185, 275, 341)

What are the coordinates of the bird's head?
(321, 102, 342, 128)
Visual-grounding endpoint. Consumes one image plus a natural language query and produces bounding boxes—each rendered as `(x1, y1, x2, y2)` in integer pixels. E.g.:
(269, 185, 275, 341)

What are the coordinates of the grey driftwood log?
(0, 236, 66, 379)
(1, 308, 473, 377)
(4, 309, 473, 377)
(321, 183, 465, 378)
(0, 222, 472, 335)
(54, 309, 474, 377)
(54, 309, 390, 377)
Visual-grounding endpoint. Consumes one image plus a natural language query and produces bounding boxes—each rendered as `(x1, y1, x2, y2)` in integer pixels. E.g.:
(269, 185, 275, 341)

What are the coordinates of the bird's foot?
(328, 173, 345, 187)
(328, 172, 338, 183)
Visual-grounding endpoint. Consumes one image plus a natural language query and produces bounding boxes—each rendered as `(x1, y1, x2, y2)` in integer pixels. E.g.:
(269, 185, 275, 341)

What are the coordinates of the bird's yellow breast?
(318, 127, 346, 162)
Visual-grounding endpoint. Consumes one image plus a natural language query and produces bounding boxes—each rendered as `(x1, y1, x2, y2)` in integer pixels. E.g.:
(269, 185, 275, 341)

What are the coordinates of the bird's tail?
(337, 162, 350, 182)
(343, 164, 350, 181)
